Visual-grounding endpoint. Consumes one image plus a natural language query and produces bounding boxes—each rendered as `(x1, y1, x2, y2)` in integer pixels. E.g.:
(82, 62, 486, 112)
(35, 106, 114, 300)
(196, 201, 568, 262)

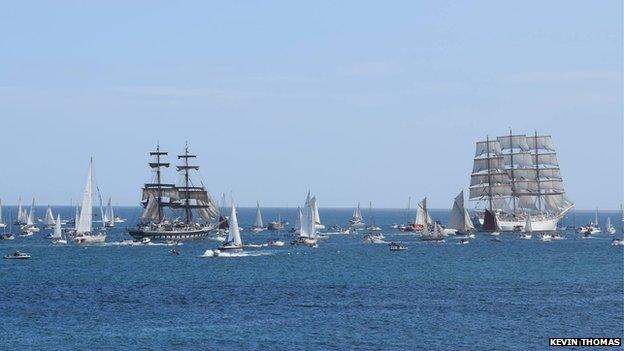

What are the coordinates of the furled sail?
(77, 159, 94, 234)
(226, 205, 242, 247)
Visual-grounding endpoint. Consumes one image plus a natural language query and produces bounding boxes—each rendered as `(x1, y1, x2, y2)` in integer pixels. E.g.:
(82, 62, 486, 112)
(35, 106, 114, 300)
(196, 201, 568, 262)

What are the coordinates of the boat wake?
(200, 249, 274, 258)
(106, 241, 183, 247)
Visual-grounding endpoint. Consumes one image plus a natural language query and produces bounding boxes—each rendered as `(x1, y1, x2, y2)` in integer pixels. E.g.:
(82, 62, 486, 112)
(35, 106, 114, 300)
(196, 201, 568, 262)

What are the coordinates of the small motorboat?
(3, 251, 31, 259)
(611, 238, 624, 246)
(169, 249, 180, 255)
(459, 239, 469, 245)
(519, 233, 532, 240)
(140, 237, 151, 245)
(539, 233, 552, 242)
(389, 242, 407, 251)
(363, 233, 385, 244)
(268, 239, 285, 247)
(551, 233, 565, 240)
(0, 233, 15, 240)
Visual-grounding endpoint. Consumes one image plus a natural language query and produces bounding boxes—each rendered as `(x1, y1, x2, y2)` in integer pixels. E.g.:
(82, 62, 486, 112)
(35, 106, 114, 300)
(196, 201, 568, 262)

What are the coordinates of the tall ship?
(469, 131, 574, 232)
(128, 143, 220, 241)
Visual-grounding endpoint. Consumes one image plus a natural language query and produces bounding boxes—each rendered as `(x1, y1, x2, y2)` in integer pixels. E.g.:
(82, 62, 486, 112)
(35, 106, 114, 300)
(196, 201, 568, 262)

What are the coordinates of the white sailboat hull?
(74, 234, 106, 244)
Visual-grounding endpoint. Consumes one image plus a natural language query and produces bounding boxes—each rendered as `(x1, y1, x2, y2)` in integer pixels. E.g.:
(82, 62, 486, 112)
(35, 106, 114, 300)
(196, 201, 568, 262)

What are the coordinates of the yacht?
(73, 158, 106, 244)
(3, 251, 31, 259)
(389, 242, 407, 251)
(219, 205, 243, 251)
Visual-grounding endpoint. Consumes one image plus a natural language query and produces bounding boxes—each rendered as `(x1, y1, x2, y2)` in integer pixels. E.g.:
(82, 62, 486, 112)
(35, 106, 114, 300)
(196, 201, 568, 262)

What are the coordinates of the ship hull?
(478, 216, 559, 232)
(128, 227, 213, 242)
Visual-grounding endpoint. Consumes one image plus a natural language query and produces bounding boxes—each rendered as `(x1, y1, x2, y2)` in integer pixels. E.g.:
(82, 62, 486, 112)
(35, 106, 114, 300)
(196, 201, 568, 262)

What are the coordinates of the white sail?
(606, 217, 612, 229)
(17, 196, 24, 223)
(311, 196, 321, 225)
(74, 206, 80, 230)
(27, 198, 35, 226)
(77, 159, 94, 234)
(524, 214, 532, 233)
(253, 201, 263, 227)
(104, 198, 114, 226)
(594, 208, 599, 226)
(226, 205, 242, 246)
(449, 191, 473, 232)
(52, 214, 62, 239)
(295, 207, 302, 229)
(352, 203, 362, 221)
(300, 192, 316, 238)
(415, 197, 432, 226)
(44, 206, 55, 226)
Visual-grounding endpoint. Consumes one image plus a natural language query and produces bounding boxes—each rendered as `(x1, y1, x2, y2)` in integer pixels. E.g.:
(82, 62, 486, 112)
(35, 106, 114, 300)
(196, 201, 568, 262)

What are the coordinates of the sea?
(0, 206, 622, 350)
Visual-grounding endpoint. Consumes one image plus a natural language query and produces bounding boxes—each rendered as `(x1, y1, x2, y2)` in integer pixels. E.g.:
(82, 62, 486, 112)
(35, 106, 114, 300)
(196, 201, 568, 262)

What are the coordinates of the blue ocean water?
(0, 207, 622, 350)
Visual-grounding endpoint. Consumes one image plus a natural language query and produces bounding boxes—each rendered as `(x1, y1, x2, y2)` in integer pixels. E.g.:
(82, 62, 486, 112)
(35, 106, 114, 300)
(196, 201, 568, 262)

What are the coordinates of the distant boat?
(21, 198, 39, 234)
(311, 196, 325, 230)
(219, 205, 243, 251)
(73, 158, 106, 244)
(0, 199, 6, 228)
(419, 198, 445, 242)
(349, 202, 364, 227)
(292, 192, 318, 246)
(251, 201, 265, 233)
(578, 208, 601, 235)
(606, 217, 616, 235)
(43, 205, 56, 229)
(519, 215, 532, 240)
(15, 196, 27, 225)
(3, 251, 30, 260)
(267, 212, 285, 230)
(103, 198, 115, 228)
(482, 209, 501, 236)
(611, 238, 624, 246)
(414, 197, 433, 232)
(388, 242, 407, 251)
(365, 202, 382, 232)
(448, 190, 475, 237)
(51, 214, 67, 244)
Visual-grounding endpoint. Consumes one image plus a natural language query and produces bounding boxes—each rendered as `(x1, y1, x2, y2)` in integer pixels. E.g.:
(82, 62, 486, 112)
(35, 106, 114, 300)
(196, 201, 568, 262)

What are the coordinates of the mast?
(533, 130, 542, 211)
(149, 143, 169, 223)
(177, 142, 196, 224)
(486, 135, 493, 211)
(509, 129, 516, 213)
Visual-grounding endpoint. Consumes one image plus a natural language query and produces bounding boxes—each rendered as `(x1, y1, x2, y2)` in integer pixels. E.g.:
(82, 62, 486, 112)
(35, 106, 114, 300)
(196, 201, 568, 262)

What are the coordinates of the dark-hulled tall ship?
(128, 143, 220, 241)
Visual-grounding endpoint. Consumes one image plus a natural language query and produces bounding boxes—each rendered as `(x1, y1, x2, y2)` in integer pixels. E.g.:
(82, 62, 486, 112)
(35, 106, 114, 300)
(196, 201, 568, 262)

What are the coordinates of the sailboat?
(251, 201, 265, 233)
(448, 191, 475, 237)
(482, 209, 501, 236)
(21, 198, 40, 234)
(419, 198, 445, 242)
(128, 143, 219, 241)
(103, 198, 115, 227)
(606, 217, 616, 235)
(578, 208, 602, 235)
(289, 207, 302, 235)
(470, 131, 574, 231)
(15, 196, 26, 225)
(310, 197, 325, 230)
(219, 205, 243, 251)
(414, 197, 433, 232)
(50, 215, 67, 244)
(74, 158, 106, 244)
(363, 202, 384, 243)
(520, 214, 532, 240)
(292, 192, 318, 246)
(43, 206, 56, 229)
(349, 202, 364, 227)
(0, 199, 5, 228)
(267, 212, 285, 230)
(1, 212, 15, 240)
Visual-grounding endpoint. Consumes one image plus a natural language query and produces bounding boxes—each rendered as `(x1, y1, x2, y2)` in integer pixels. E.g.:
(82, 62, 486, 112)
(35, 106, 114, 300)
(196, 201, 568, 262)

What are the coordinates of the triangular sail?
(415, 197, 432, 226)
(482, 209, 500, 232)
(17, 197, 24, 223)
(104, 198, 114, 226)
(226, 205, 242, 246)
(44, 206, 55, 226)
(300, 192, 316, 238)
(448, 191, 465, 231)
(77, 159, 94, 234)
(142, 195, 159, 220)
(52, 214, 62, 239)
(606, 217, 611, 228)
(253, 201, 263, 227)
(311, 197, 321, 225)
(27, 198, 35, 226)
(74, 206, 80, 230)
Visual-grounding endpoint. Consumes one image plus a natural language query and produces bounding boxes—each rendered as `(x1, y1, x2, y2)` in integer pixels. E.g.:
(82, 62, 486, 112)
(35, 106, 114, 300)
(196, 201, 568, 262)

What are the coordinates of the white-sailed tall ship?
(128, 144, 219, 242)
(74, 158, 106, 244)
(470, 131, 574, 232)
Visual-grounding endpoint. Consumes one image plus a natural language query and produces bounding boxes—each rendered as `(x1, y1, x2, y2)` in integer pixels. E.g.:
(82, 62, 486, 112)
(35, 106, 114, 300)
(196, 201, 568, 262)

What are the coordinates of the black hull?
(127, 228, 211, 242)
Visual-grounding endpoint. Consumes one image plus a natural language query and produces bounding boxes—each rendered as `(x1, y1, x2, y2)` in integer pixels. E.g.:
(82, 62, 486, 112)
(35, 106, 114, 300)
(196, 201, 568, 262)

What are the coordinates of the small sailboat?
(292, 192, 318, 246)
(448, 191, 475, 238)
(482, 209, 500, 236)
(414, 197, 433, 232)
(0, 199, 6, 228)
(15, 196, 26, 225)
(1, 212, 15, 240)
(74, 158, 106, 244)
(578, 208, 602, 235)
(43, 206, 56, 229)
(349, 202, 364, 227)
(420, 198, 445, 242)
(606, 217, 616, 235)
(363, 202, 384, 243)
(251, 201, 265, 233)
(365, 202, 382, 231)
(21, 198, 40, 235)
(103, 198, 115, 228)
(51, 214, 67, 244)
(219, 205, 243, 251)
(519, 215, 532, 240)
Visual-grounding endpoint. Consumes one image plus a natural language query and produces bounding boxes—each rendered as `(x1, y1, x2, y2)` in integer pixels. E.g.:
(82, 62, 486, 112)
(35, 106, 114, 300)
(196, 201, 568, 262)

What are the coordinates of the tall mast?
(509, 129, 516, 213)
(177, 142, 199, 225)
(486, 135, 493, 211)
(533, 130, 542, 211)
(149, 143, 169, 223)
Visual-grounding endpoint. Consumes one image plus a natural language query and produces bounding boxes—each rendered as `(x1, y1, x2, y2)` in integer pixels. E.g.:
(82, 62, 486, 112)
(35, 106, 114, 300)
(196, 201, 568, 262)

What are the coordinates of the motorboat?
(459, 239, 470, 245)
(268, 239, 285, 247)
(539, 233, 552, 242)
(611, 238, 624, 246)
(388, 242, 407, 251)
(1, 233, 15, 240)
(4, 251, 31, 259)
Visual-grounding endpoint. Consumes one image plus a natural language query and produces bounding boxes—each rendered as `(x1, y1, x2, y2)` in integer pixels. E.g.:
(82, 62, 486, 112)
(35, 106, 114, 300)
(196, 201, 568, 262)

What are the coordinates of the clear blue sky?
(0, 1, 621, 209)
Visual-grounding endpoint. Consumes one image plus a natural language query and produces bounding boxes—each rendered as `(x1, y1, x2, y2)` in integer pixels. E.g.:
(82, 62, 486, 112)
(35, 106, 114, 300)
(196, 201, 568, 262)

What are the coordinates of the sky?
(0, 1, 621, 209)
